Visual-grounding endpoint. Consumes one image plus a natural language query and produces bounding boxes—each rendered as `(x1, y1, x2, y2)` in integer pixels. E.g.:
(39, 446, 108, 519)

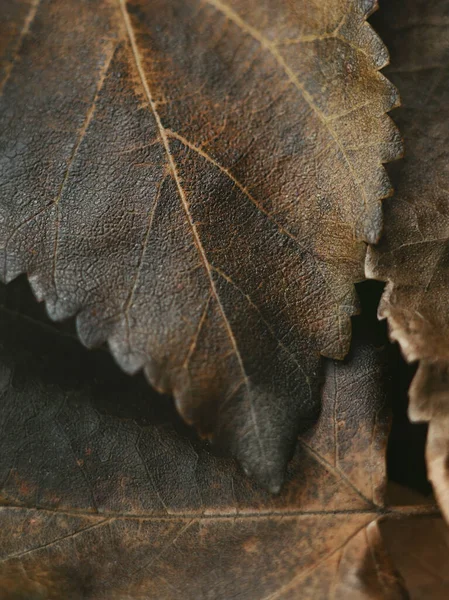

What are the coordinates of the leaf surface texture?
(0, 0, 400, 486)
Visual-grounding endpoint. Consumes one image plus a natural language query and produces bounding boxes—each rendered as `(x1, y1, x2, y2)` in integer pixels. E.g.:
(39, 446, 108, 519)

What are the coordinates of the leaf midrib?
(0, 503, 440, 522)
(119, 0, 269, 466)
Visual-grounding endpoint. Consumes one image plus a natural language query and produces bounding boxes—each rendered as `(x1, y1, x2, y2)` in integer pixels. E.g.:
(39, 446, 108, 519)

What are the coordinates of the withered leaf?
(365, 0, 449, 518)
(0, 0, 401, 488)
(0, 281, 408, 599)
(380, 505, 449, 600)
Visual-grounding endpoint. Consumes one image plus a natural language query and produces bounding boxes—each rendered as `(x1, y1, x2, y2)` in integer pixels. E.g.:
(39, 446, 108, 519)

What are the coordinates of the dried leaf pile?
(1, 0, 449, 598)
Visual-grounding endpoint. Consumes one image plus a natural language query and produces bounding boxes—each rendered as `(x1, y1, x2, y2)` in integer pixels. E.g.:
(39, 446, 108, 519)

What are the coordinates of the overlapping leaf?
(0, 280, 410, 599)
(0, 0, 401, 487)
(366, 0, 449, 518)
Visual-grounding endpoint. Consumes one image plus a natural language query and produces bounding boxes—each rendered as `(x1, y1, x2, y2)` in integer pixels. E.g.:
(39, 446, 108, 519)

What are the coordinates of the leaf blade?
(0, 0, 400, 485)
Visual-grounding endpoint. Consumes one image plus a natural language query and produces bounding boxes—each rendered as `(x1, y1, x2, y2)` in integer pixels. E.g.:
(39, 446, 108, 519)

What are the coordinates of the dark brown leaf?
(0, 281, 409, 599)
(0, 0, 401, 487)
(365, 0, 449, 518)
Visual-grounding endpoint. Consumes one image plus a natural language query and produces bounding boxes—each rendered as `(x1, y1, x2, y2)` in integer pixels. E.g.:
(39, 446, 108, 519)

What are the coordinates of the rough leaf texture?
(0, 0, 401, 488)
(0, 280, 410, 599)
(365, 0, 449, 518)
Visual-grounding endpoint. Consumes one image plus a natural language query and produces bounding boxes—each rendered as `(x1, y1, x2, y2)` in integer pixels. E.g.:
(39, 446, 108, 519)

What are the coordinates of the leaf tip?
(241, 457, 286, 495)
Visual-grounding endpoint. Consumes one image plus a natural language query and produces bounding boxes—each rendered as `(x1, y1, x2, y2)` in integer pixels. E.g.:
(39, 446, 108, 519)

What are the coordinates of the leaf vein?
(0, 517, 113, 562)
(204, 0, 372, 218)
(50, 43, 117, 293)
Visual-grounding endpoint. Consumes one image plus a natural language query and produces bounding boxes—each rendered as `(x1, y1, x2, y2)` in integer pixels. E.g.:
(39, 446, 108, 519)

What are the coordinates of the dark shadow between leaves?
(0, 276, 323, 468)
(355, 279, 431, 497)
(0, 276, 205, 442)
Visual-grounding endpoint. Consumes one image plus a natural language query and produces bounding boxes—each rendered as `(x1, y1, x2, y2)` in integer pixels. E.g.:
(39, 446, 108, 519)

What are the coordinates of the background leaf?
(366, 0, 449, 520)
(0, 278, 412, 599)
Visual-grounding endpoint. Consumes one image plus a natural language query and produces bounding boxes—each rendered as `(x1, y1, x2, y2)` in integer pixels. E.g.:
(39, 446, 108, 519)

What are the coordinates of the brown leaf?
(0, 280, 408, 599)
(0, 0, 401, 488)
(365, 0, 449, 518)
(380, 510, 449, 599)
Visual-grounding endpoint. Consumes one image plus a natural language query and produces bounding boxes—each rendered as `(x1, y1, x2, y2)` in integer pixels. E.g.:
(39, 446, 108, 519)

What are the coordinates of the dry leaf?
(365, 0, 449, 518)
(0, 279, 408, 599)
(380, 487, 449, 600)
(0, 0, 401, 488)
